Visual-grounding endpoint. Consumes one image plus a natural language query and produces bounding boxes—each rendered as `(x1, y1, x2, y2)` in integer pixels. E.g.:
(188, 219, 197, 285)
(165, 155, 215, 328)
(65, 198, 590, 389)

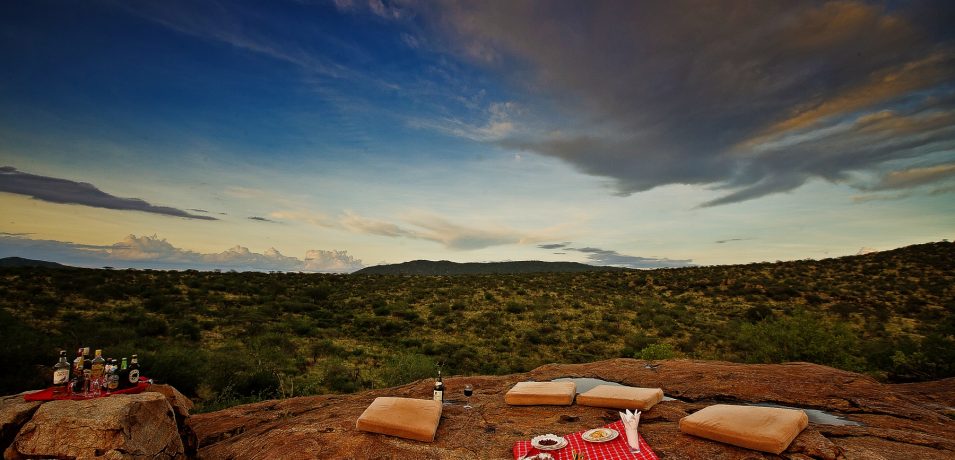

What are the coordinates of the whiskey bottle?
(71, 348, 85, 394)
(433, 370, 444, 402)
(53, 350, 70, 395)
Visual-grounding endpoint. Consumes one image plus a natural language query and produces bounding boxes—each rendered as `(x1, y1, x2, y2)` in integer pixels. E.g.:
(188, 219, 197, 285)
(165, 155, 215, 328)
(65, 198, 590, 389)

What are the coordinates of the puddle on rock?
(550, 377, 682, 401)
(747, 402, 864, 426)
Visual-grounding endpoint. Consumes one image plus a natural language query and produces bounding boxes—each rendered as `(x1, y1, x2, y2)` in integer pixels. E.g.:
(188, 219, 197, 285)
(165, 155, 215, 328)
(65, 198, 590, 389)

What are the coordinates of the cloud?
(0, 233, 363, 273)
(570, 246, 693, 269)
(113, 0, 346, 78)
(408, 101, 519, 141)
(715, 238, 752, 244)
(248, 216, 277, 223)
(279, 208, 551, 250)
(0, 166, 216, 220)
(534, 240, 693, 268)
(420, 1, 955, 206)
(872, 163, 955, 190)
(538, 242, 570, 250)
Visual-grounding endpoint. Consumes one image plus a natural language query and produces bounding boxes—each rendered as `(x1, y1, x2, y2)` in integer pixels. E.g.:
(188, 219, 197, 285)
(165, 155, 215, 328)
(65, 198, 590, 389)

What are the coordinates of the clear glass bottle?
(107, 358, 120, 392)
(90, 349, 105, 396)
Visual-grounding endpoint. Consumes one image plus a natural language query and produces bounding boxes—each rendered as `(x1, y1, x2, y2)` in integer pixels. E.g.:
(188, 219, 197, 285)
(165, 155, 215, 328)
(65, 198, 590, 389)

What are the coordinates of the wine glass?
(463, 384, 474, 409)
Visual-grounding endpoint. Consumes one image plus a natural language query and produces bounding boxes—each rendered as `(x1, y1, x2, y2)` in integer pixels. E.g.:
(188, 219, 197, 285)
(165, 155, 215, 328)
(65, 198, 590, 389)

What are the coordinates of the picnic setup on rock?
(6, 357, 955, 459)
(355, 372, 810, 459)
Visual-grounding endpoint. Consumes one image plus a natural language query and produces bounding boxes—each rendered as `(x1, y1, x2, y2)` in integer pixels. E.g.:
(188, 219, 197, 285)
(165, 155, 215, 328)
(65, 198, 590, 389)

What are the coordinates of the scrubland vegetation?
(1, 241, 952, 411)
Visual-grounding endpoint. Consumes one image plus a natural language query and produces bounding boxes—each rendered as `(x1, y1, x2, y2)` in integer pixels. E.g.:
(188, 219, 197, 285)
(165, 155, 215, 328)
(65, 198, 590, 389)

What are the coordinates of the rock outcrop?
(189, 359, 955, 459)
(3, 360, 953, 459)
(3, 386, 188, 460)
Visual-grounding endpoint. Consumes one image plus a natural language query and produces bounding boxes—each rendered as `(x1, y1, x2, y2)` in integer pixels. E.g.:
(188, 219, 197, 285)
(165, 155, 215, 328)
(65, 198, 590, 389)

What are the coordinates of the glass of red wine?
(463, 384, 473, 409)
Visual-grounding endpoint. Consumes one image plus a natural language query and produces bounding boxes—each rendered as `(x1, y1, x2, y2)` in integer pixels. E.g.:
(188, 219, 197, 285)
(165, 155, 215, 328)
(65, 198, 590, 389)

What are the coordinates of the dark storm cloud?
(0, 167, 217, 220)
(427, 1, 955, 205)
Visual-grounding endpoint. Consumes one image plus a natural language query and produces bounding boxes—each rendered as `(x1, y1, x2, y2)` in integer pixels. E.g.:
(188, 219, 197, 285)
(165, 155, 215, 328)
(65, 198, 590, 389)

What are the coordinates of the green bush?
(736, 310, 864, 370)
(638, 343, 675, 360)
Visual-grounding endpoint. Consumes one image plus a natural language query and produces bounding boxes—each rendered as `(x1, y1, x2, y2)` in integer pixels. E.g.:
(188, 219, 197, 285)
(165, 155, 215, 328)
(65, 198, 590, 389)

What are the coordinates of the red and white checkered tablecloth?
(512, 420, 658, 460)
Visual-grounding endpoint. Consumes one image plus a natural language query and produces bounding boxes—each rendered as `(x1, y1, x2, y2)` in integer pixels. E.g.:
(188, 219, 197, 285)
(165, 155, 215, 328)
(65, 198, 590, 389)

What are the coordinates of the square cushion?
(679, 404, 809, 455)
(505, 381, 576, 406)
(577, 384, 664, 411)
(356, 397, 442, 442)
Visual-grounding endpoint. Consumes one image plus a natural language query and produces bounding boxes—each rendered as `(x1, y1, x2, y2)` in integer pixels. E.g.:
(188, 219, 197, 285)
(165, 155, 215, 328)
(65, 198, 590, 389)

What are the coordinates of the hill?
(0, 240, 951, 412)
(354, 259, 628, 275)
(0, 256, 66, 268)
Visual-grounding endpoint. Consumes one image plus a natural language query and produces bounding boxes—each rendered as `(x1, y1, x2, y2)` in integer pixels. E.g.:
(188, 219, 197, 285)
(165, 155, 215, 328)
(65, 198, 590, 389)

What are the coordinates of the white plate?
(531, 434, 567, 451)
(581, 428, 619, 443)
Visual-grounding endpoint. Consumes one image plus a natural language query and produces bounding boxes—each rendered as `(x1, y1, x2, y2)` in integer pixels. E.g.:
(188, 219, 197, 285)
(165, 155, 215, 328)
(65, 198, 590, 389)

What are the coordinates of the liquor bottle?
(53, 350, 70, 395)
(107, 359, 120, 392)
(71, 348, 85, 394)
(127, 354, 140, 385)
(90, 349, 105, 396)
(433, 370, 444, 402)
(118, 357, 129, 389)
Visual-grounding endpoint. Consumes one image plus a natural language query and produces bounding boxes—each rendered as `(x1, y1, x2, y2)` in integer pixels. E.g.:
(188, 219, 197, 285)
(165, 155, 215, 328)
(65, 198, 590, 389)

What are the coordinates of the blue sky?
(1, 0, 954, 272)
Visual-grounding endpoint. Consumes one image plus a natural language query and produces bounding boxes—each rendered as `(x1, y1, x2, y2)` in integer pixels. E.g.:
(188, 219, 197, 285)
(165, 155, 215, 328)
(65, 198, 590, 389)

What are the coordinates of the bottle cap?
(95, 349, 102, 356)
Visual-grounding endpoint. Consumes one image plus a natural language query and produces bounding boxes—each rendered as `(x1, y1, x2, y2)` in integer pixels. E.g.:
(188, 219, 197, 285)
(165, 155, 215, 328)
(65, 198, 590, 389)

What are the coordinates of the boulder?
(189, 359, 955, 459)
(6, 392, 184, 460)
(0, 393, 41, 452)
(147, 384, 198, 456)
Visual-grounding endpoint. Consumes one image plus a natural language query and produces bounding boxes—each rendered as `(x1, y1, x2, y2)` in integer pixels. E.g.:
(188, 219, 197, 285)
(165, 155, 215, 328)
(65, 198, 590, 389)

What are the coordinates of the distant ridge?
(0, 257, 67, 268)
(354, 260, 628, 275)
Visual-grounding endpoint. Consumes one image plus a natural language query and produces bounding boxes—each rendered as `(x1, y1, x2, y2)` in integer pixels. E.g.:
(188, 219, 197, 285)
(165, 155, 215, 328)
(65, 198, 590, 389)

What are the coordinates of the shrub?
(638, 343, 675, 360)
(377, 352, 436, 387)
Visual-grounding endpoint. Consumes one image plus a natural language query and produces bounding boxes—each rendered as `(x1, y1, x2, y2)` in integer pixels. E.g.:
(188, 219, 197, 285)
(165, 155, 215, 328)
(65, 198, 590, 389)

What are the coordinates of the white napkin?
(618, 409, 641, 452)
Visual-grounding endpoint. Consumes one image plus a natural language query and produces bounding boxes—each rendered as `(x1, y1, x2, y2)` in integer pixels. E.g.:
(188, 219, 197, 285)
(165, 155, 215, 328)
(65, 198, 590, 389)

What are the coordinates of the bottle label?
(129, 369, 140, 384)
(433, 390, 443, 402)
(53, 369, 69, 385)
(91, 363, 105, 379)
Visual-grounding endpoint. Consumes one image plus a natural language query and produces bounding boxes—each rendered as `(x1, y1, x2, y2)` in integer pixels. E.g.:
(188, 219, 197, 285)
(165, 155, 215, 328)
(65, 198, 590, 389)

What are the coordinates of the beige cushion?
(679, 404, 809, 455)
(356, 397, 442, 442)
(577, 384, 664, 410)
(505, 381, 576, 406)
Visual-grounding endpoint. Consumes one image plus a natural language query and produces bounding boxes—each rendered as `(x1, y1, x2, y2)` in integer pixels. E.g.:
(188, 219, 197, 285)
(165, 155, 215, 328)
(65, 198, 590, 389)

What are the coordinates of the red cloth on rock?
(23, 379, 150, 402)
(513, 420, 659, 460)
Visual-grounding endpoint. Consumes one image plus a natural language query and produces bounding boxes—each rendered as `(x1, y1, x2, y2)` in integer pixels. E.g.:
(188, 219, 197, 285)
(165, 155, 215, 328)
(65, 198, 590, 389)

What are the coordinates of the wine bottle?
(118, 357, 130, 389)
(53, 350, 70, 395)
(127, 354, 140, 385)
(71, 348, 85, 394)
(90, 349, 105, 396)
(433, 370, 444, 402)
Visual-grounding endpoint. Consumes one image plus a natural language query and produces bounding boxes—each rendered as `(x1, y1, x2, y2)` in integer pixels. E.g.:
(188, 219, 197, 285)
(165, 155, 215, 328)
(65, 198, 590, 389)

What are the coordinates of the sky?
(1, 0, 954, 272)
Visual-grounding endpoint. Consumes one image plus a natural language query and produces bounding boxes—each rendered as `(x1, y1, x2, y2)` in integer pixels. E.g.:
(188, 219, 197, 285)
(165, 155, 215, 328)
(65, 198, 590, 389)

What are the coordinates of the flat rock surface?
(188, 359, 955, 459)
(7, 392, 184, 460)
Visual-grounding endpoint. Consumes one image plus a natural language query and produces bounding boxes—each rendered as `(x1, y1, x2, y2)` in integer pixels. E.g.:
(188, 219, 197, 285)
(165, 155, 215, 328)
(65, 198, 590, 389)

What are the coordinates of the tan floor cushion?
(356, 397, 442, 442)
(577, 384, 664, 410)
(679, 404, 809, 454)
(505, 381, 576, 405)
